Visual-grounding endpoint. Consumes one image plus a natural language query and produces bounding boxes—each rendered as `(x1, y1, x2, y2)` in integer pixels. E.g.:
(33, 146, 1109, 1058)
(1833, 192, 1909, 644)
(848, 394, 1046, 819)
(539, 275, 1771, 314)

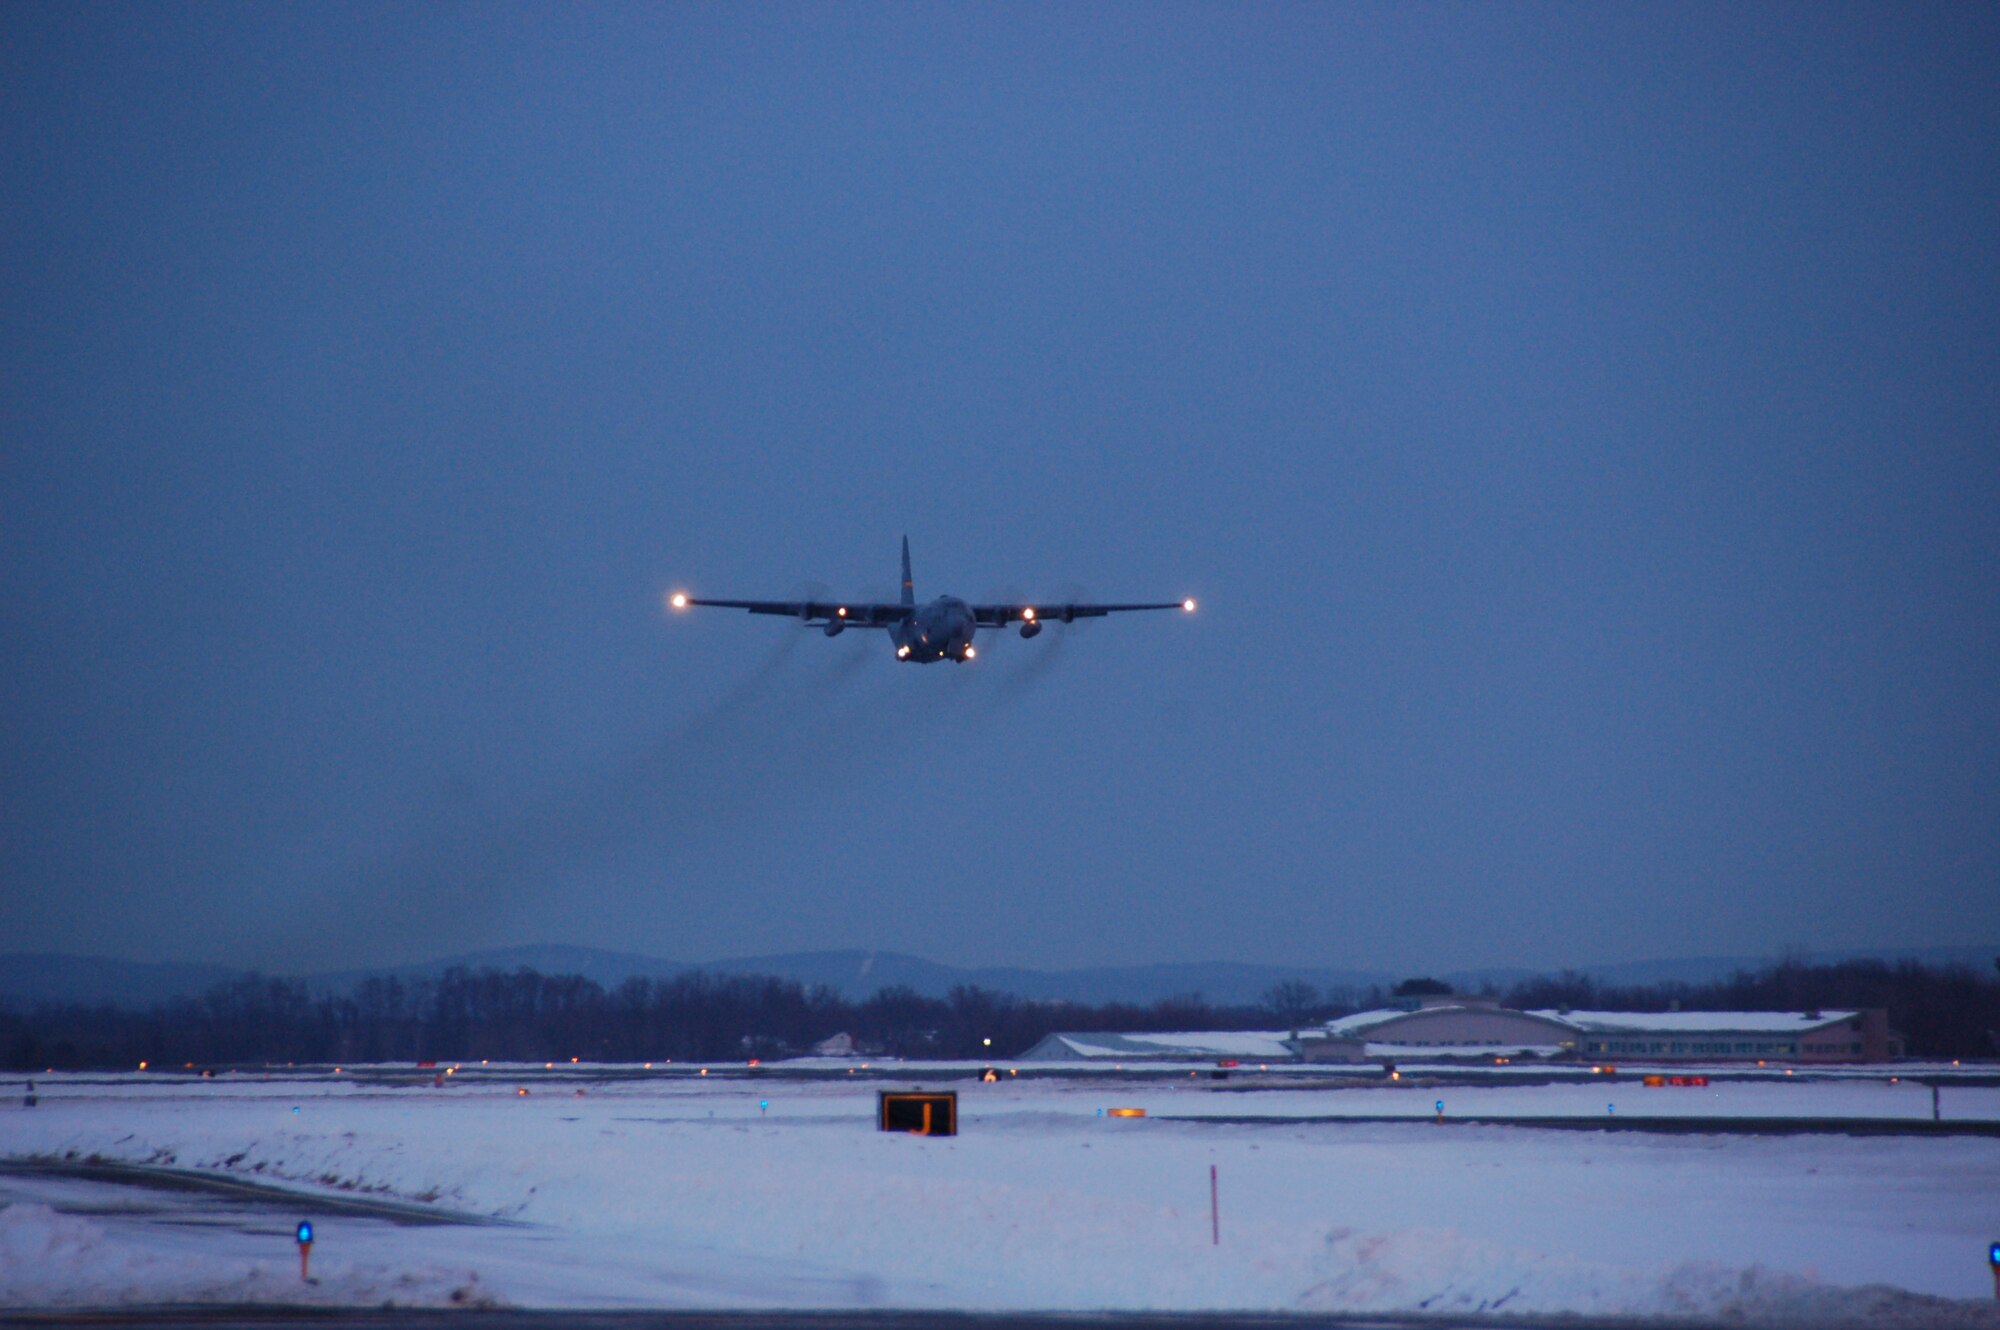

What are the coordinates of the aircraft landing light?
(1022, 607, 1036, 621)
(1182, 598, 1197, 612)
(837, 607, 847, 617)
(670, 593, 689, 609)
(964, 646, 976, 659)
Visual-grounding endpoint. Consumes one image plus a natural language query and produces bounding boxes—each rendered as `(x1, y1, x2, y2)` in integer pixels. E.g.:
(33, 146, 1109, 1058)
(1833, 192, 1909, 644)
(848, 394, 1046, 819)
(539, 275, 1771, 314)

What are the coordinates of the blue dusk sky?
(3, 3, 1995, 975)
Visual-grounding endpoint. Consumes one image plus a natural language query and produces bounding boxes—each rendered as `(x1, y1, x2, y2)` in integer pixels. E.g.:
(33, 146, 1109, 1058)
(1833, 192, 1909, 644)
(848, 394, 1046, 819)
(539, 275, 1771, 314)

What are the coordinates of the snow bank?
(0, 1200, 495, 1309)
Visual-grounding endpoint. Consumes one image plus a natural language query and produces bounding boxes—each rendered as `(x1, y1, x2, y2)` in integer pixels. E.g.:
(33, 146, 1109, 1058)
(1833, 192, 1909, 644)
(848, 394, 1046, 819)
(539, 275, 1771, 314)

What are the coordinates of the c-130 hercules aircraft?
(669, 537, 1195, 663)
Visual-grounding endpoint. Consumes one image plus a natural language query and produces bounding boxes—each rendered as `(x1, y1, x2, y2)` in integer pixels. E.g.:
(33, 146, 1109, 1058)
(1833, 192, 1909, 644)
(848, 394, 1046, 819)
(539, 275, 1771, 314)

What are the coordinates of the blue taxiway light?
(296, 1221, 313, 1244)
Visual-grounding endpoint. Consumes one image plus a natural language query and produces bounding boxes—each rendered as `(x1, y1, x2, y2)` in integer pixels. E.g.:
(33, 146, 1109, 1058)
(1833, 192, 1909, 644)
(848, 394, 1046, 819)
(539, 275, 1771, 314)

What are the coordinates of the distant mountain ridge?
(0, 953, 242, 1010)
(3, 943, 1995, 1012)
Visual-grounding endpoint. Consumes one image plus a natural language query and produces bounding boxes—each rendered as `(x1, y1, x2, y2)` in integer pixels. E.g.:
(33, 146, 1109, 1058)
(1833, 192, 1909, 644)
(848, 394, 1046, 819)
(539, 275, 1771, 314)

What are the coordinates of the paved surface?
(1156, 1114, 2000, 1136)
(0, 1311, 1771, 1330)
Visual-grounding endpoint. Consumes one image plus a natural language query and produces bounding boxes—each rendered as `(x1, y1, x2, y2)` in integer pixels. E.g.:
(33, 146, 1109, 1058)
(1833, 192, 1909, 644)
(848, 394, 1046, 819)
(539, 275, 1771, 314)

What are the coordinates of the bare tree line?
(3, 956, 1995, 1070)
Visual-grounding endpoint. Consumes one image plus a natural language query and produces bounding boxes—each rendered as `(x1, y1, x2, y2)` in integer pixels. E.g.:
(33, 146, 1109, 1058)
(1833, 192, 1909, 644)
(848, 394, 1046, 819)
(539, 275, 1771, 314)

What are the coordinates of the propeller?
(785, 579, 831, 622)
(1050, 581, 1097, 630)
(985, 585, 1032, 644)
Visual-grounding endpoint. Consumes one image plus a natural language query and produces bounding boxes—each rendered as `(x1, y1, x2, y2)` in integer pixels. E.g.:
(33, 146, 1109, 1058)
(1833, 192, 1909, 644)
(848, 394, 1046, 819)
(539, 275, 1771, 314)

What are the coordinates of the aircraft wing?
(971, 599, 1196, 626)
(669, 595, 909, 626)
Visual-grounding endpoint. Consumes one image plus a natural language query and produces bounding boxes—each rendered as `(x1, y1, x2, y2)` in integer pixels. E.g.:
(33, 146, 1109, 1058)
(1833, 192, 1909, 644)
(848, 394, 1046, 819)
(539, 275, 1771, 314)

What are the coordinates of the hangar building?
(1021, 998, 1900, 1064)
(1311, 998, 1579, 1060)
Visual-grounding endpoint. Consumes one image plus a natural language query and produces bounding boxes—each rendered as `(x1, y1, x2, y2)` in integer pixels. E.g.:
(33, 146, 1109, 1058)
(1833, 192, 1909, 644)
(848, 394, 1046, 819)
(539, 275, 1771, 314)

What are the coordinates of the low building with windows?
(1542, 1008, 1900, 1062)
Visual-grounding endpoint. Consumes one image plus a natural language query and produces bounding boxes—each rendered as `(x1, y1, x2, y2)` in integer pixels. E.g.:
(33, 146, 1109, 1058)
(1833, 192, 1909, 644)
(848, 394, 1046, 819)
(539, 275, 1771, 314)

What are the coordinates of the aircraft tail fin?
(900, 535, 914, 607)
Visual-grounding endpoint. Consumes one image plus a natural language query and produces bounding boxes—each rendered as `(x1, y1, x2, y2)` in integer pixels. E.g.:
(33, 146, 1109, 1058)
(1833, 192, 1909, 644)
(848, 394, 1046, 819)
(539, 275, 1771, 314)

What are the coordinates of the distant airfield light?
(670, 592, 689, 610)
(546, 1062, 554, 1070)
(700, 1068, 708, 1076)
(517, 1087, 528, 1096)
(982, 1038, 992, 1047)
(138, 1061, 147, 1070)
(571, 1057, 579, 1064)
(1182, 598, 1197, 612)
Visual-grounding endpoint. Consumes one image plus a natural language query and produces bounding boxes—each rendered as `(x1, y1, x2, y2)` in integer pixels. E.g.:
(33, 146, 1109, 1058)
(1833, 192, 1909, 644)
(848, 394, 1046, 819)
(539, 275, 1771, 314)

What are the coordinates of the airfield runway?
(2, 1065, 1997, 1326)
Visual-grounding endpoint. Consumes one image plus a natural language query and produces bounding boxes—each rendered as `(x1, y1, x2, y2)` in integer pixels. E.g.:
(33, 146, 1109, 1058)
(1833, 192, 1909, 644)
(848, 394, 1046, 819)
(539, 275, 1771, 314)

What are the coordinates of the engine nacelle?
(1019, 621, 1042, 639)
(823, 621, 845, 637)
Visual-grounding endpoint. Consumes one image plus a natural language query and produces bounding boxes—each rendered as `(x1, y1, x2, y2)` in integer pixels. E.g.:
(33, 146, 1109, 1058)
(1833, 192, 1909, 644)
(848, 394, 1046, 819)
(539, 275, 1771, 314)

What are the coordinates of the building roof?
(1019, 1030, 1298, 1062)
(1322, 1008, 1427, 1037)
(1321, 1004, 1576, 1038)
(1533, 1010, 1860, 1035)
(1023, 1007, 1874, 1064)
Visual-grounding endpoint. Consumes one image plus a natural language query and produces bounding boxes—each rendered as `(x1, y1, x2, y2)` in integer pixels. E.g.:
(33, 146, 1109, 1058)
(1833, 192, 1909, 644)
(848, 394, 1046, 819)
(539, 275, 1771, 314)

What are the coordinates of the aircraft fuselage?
(893, 596, 978, 663)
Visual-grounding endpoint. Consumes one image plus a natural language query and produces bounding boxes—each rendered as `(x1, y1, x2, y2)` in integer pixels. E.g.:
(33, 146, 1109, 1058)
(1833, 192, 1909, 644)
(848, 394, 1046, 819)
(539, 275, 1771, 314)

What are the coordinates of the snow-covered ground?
(3, 1069, 1998, 1323)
